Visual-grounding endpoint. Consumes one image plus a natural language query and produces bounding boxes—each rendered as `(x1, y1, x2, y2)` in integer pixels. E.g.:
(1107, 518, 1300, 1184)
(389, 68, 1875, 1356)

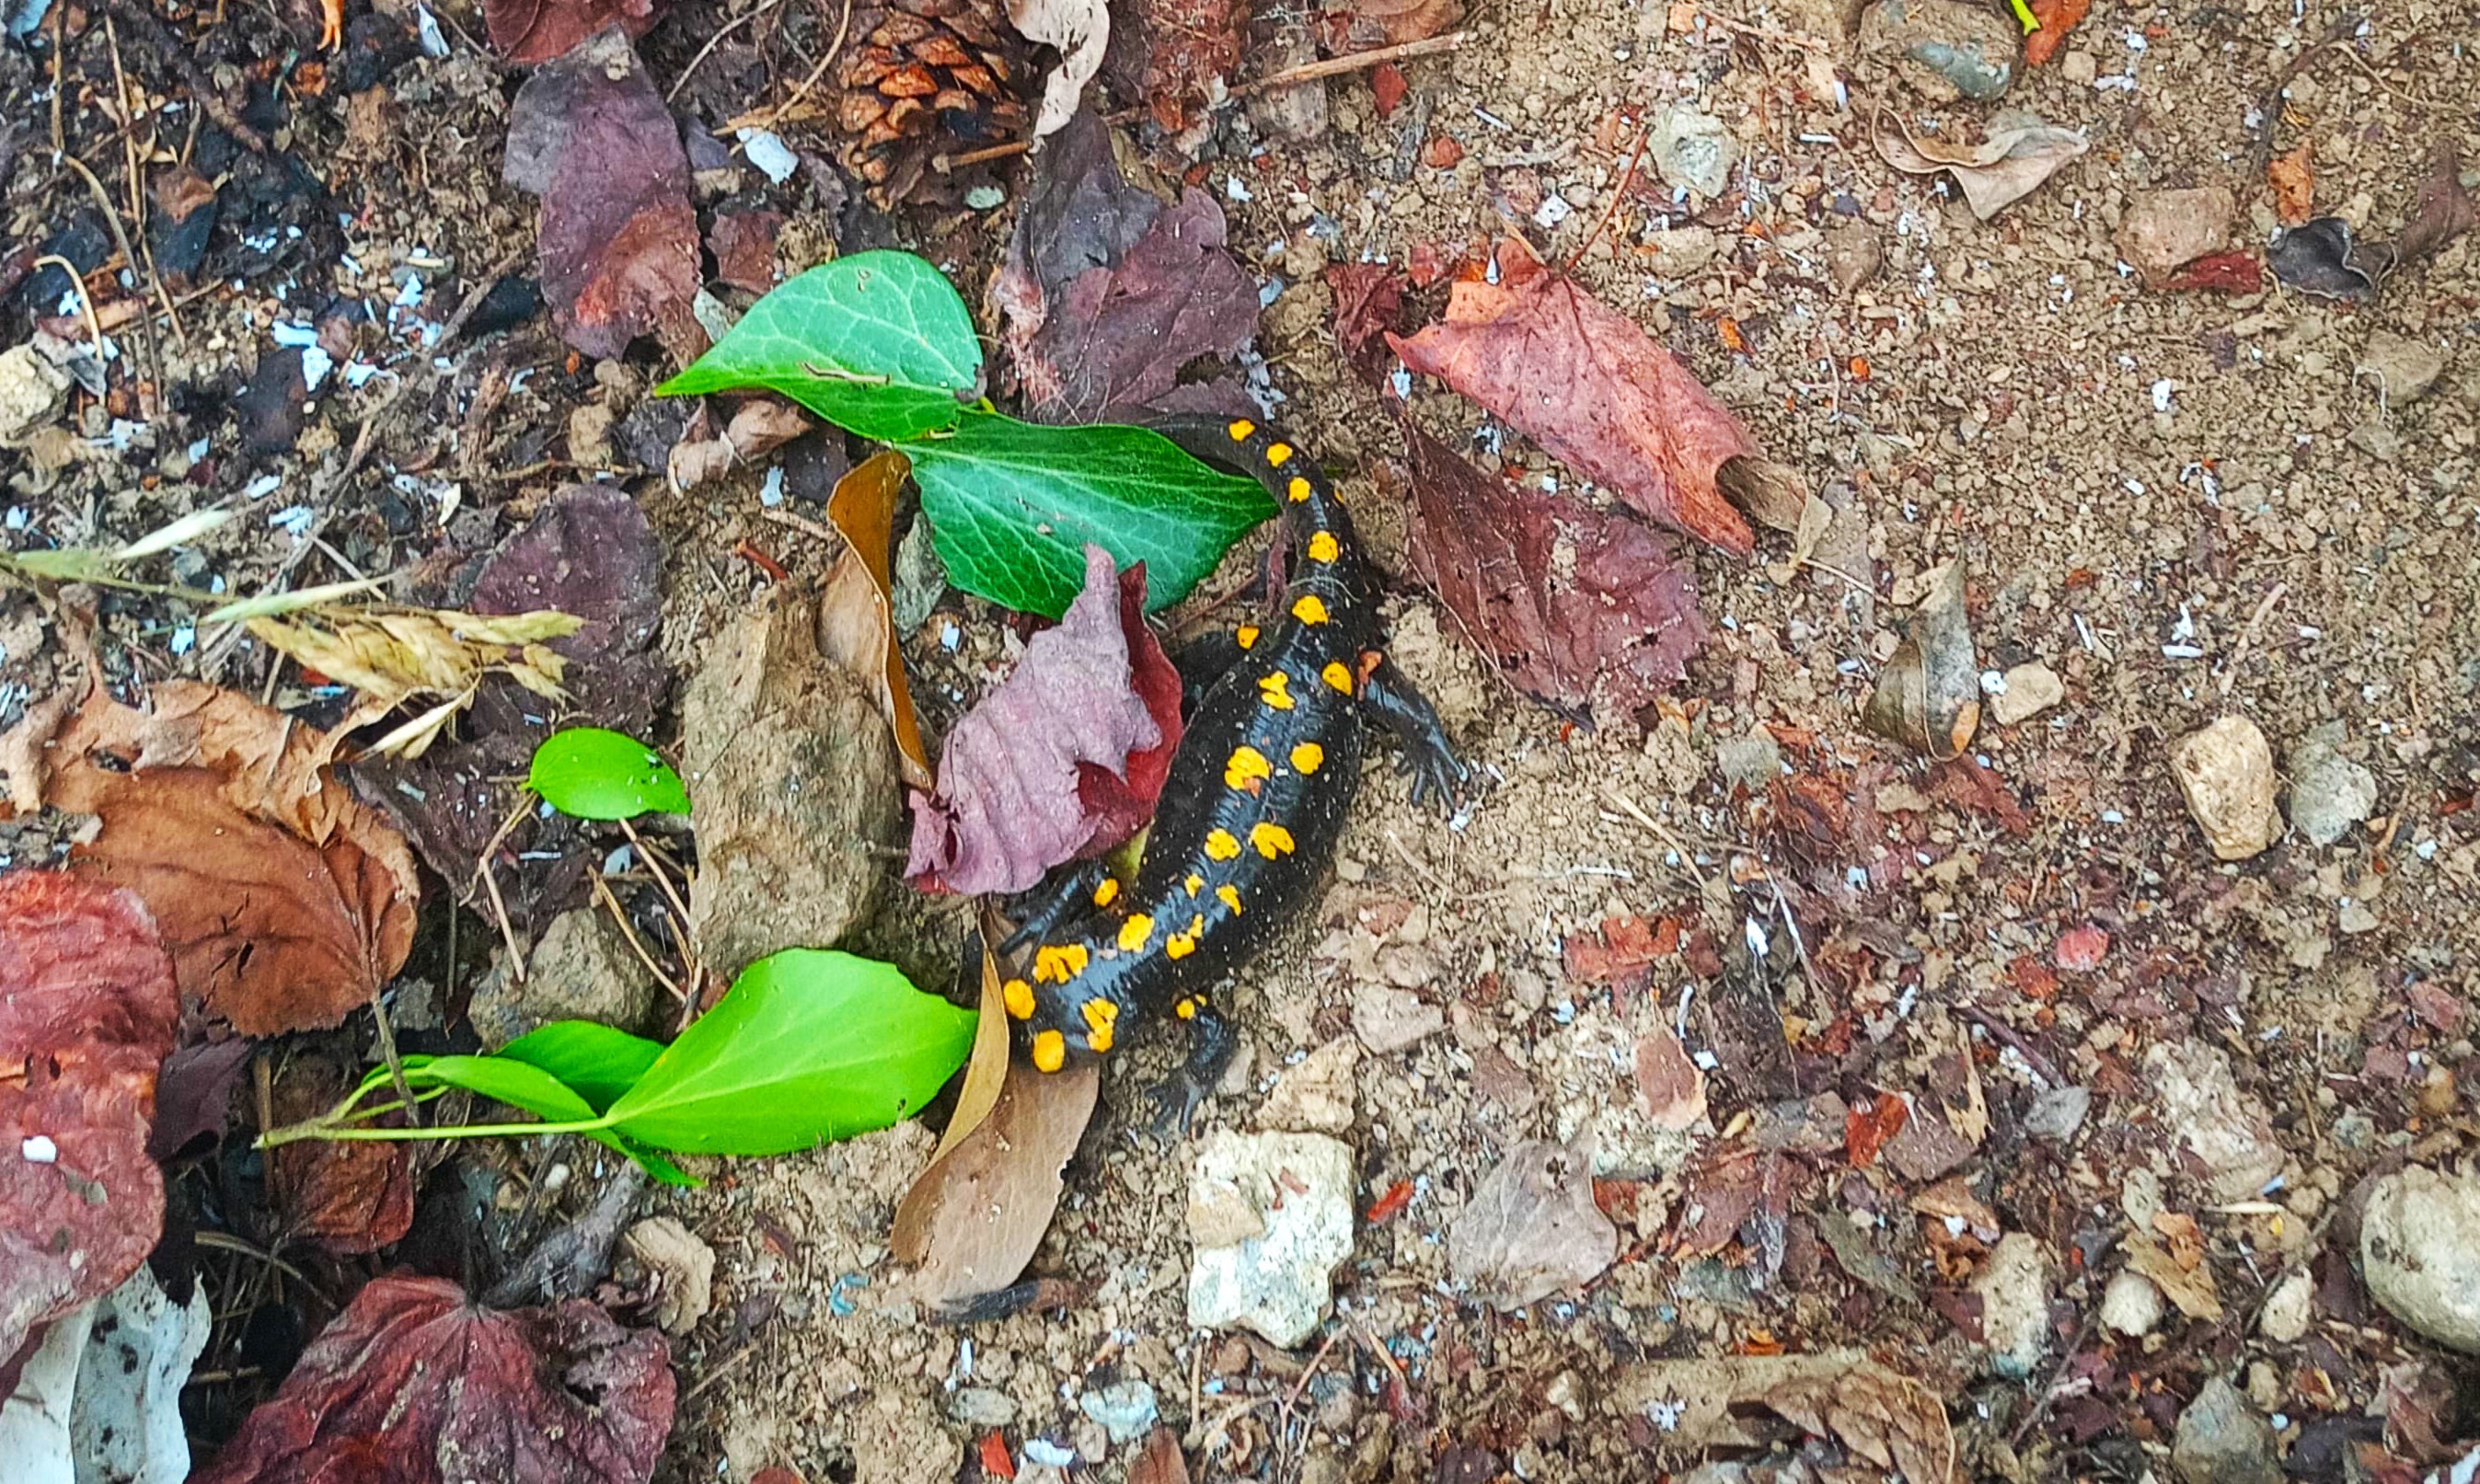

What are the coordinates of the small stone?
(1716, 730, 1781, 791)
(2117, 188, 2238, 288)
(1990, 661, 2064, 725)
(567, 401, 614, 468)
(1859, 0, 2018, 101)
(2024, 1086, 2092, 1141)
(621, 1216, 716, 1337)
(1077, 1380, 1159, 1444)
(2170, 1376, 2282, 1484)
(1644, 224, 1722, 275)
(2258, 1270, 2313, 1343)
(2358, 329, 2446, 403)
(0, 343, 73, 447)
(1351, 983, 1444, 1054)
(1259, 1038, 1360, 1134)
(1972, 1233, 2053, 1379)
(2286, 730, 2378, 847)
(1187, 1131, 1356, 1347)
(949, 1387, 1019, 1427)
(2059, 49, 2097, 84)
(2169, 716, 2281, 861)
(1647, 103, 1739, 198)
(2146, 1041, 2285, 1202)
(2346, 420, 2401, 463)
(1825, 223, 1883, 293)
(2101, 1270, 2165, 1337)
(2359, 1166, 2480, 1354)
(469, 907, 660, 1045)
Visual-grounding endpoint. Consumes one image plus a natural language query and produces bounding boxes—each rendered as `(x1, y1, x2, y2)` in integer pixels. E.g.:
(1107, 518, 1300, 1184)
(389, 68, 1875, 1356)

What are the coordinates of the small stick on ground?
(592, 870, 686, 1002)
(1566, 111, 1653, 270)
(2218, 581, 2289, 699)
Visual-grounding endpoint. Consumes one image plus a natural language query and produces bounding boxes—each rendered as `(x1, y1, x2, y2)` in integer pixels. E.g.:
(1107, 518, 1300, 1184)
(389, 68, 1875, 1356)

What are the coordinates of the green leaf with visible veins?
(908, 415, 1273, 617)
(655, 251, 982, 441)
(604, 949, 975, 1155)
(496, 1021, 666, 1113)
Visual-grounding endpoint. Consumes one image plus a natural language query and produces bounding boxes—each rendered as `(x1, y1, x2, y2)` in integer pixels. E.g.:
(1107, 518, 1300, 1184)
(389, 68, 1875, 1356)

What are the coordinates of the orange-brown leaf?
(2022, 0, 2087, 66)
(2267, 144, 2314, 226)
(821, 449, 934, 788)
(894, 1055, 1100, 1311)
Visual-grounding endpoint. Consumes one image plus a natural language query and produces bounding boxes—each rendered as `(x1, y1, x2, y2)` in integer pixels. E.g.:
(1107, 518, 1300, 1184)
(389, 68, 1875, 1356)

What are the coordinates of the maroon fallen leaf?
(2160, 249, 2263, 294)
(706, 209, 784, 295)
(1327, 262, 1407, 387)
(503, 29, 701, 362)
(1448, 1132, 1618, 1308)
(146, 1036, 255, 1160)
(1401, 420, 1704, 721)
(907, 547, 1163, 894)
(1074, 562, 1183, 857)
(1634, 1025, 1707, 1131)
(1324, 0, 1462, 48)
(486, 0, 669, 64)
(998, 110, 1258, 424)
(1391, 241, 1773, 556)
(0, 871, 179, 1365)
(195, 1273, 674, 1484)
(1104, 0, 1245, 132)
(354, 487, 666, 939)
(270, 1054, 413, 1255)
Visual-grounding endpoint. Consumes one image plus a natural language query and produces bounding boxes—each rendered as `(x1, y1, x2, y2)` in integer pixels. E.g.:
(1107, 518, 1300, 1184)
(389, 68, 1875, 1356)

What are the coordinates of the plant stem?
(258, 1114, 612, 1150)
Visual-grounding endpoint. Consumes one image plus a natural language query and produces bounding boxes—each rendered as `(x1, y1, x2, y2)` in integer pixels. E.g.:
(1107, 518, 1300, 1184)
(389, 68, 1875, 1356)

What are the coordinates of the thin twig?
(193, 1230, 320, 1289)
(736, 0, 855, 133)
(2218, 581, 2289, 699)
(617, 817, 697, 948)
(1566, 111, 1653, 270)
(31, 255, 105, 347)
(365, 987, 423, 1129)
(55, 152, 165, 413)
(669, 0, 784, 101)
(591, 870, 686, 1002)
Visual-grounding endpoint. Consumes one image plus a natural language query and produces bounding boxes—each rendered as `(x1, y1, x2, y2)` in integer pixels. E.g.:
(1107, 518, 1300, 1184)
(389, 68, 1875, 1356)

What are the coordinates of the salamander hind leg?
(1145, 995, 1239, 1135)
(1360, 654, 1473, 810)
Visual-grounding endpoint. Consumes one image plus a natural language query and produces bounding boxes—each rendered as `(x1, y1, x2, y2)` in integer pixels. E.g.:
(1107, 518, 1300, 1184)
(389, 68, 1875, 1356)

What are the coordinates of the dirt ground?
(4, 0, 2478, 1478)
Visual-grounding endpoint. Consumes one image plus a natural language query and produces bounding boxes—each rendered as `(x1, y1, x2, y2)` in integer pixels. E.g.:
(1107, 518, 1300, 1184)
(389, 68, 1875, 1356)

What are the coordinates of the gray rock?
(2024, 1085, 2092, 1141)
(1648, 103, 1739, 198)
(2359, 1166, 2480, 1354)
(2258, 1270, 2313, 1343)
(2100, 1270, 2164, 1337)
(2170, 716, 2280, 861)
(0, 342, 73, 447)
(1716, 731, 1782, 792)
(2145, 1041, 2286, 1202)
(949, 1386, 1019, 1427)
(2171, 1376, 2281, 1484)
(1972, 1232, 2052, 1378)
(469, 906, 661, 1046)
(1077, 1380, 1159, 1444)
(2358, 330, 2447, 403)
(1259, 1038, 1360, 1134)
(1187, 1130, 1355, 1347)
(1859, 0, 2017, 101)
(1351, 983, 1444, 1054)
(680, 591, 900, 979)
(2286, 729, 2378, 847)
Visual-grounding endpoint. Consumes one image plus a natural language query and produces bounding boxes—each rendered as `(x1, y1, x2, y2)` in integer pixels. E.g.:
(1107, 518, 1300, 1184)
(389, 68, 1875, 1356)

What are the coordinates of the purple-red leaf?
(1074, 561, 1184, 857)
(0, 871, 179, 1366)
(196, 1274, 674, 1484)
(907, 547, 1166, 895)
(1402, 419, 1704, 720)
(486, 0, 669, 65)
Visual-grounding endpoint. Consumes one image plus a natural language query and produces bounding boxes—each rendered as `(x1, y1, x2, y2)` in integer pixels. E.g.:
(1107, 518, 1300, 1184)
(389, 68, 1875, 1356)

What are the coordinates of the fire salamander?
(1001, 416, 1471, 1128)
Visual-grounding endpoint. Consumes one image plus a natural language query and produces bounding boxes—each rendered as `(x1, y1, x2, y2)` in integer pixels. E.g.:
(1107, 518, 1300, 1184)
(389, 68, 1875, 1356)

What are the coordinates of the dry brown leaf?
(1615, 1351, 1959, 1484)
(1447, 1131, 1618, 1309)
(930, 929, 1013, 1164)
(894, 1056, 1100, 1311)
(269, 1053, 412, 1254)
(2268, 144, 2315, 226)
(664, 397, 813, 492)
(2123, 1231, 2222, 1320)
(1330, 0, 1462, 46)
(1862, 559, 1978, 759)
(817, 449, 933, 788)
(248, 605, 582, 758)
(1873, 109, 2089, 222)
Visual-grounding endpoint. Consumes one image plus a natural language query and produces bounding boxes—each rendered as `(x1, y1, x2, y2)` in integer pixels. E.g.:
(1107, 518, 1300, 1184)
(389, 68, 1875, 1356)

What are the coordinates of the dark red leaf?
(1370, 61, 1408, 117)
(146, 1036, 254, 1160)
(196, 1273, 675, 1484)
(486, 0, 669, 66)
(707, 210, 785, 295)
(502, 29, 701, 362)
(1844, 1092, 1909, 1168)
(2160, 249, 2263, 294)
(1074, 561, 1184, 857)
(1326, 262, 1407, 387)
(0, 871, 178, 1363)
(1401, 420, 1704, 722)
(270, 1055, 413, 1255)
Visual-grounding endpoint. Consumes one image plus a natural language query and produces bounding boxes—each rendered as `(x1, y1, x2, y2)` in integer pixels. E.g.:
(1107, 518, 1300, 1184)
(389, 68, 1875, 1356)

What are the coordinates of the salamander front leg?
(998, 859, 1120, 955)
(1361, 655, 1472, 810)
(1145, 995, 1238, 1136)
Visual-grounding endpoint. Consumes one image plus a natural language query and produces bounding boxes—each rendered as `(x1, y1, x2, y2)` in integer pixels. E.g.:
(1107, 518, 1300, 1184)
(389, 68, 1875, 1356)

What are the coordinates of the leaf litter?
(1872, 108, 2090, 222)
(1447, 1131, 1618, 1309)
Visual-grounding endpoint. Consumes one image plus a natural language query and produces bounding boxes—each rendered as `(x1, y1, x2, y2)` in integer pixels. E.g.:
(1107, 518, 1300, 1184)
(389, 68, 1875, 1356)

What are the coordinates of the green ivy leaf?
(496, 1021, 666, 1113)
(655, 250, 982, 441)
(528, 728, 690, 821)
(603, 949, 975, 1155)
(909, 416, 1273, 617)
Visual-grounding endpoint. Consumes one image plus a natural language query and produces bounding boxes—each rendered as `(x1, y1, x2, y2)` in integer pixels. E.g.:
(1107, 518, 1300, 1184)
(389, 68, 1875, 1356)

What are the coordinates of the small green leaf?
(656, 251, 982, 441)
(909, 416, 1274, 617)
(394, 1053, 603, 1125)
(528, 728, 691, 820)
(604, 949, 975, 1155)
(497, 1021, 666, 1113)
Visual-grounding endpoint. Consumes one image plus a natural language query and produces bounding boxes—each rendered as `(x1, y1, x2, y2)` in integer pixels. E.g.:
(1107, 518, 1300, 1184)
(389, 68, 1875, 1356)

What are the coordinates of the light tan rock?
(1990, 661, 2065, 726)
(2170, 715, 2279, 860)
(2117, 188, 2236, 287)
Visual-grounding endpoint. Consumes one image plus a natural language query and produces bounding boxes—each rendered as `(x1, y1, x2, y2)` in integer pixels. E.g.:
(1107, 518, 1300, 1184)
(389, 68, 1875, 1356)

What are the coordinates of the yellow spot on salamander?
(1291, 741, 1324, 775)
(1308, 531, 1340, 563)
(1259, 672, 1295, 710)
(1002, 977, 1035, 1020)
(1032, 942, 1089, 984)
(1080, 997, 1119, 1053)
(1175, 996, 1196, 1019)
(1166, 932, 1196, 960)
(1264, 442, 1294, 467)
(1286, 476, 1312, 503)
(1117, 914, 1154, 952)
(1227, 419, 1256, 442)
(1292, 594, 1330, 626)
(1321, 661, 1355, 695)
(1236, 624, 1260, 650)
(1226, 745, 1273, 791)
(1031, 1030, 1067, 1072)
(1217, 883, 1244, 915)
(1205, 828, 1241, 861)
(1250, 822, 1297, 859)
(1184, 872, 1205, 898)
(1090, 876, 1119, 908)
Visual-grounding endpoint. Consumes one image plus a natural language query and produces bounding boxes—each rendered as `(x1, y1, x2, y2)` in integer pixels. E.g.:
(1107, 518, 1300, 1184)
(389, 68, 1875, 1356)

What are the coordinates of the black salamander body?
(1002, 416, 1468, 1123)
